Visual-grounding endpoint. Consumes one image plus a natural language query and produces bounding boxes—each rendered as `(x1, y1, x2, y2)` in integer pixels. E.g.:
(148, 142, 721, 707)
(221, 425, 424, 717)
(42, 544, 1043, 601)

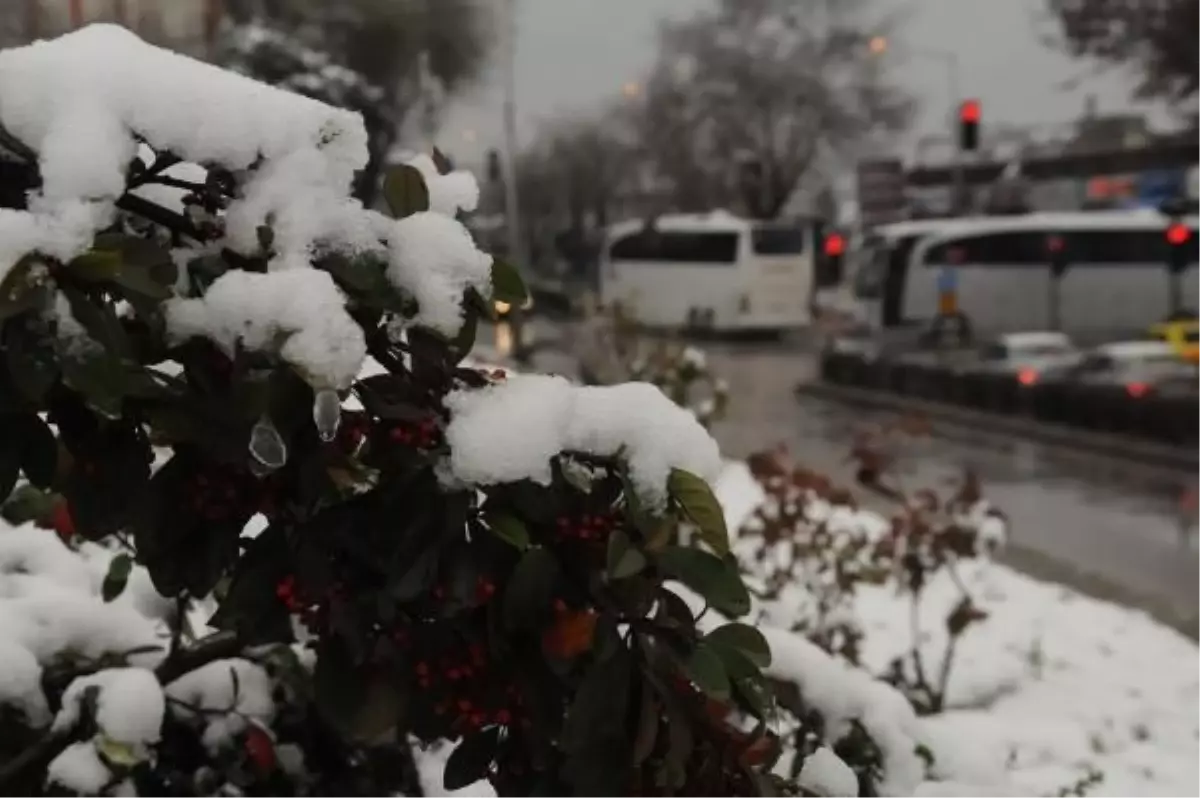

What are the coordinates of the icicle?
(248, 457, 274, 479)
(313, 388, 341, 442)
(249, 416, 287, 471)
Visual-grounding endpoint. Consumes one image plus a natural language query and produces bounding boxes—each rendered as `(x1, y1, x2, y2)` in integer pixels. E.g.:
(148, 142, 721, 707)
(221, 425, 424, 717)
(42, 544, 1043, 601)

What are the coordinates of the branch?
(115, 192, 206, 242)
(0, 122, 36, 163)
(0, 630, 244, 789)
(931, 634, 958, 715)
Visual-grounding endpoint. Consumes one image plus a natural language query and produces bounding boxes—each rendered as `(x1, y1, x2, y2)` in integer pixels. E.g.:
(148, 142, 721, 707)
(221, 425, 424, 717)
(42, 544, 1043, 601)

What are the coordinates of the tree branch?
(115, 192, 206, 241)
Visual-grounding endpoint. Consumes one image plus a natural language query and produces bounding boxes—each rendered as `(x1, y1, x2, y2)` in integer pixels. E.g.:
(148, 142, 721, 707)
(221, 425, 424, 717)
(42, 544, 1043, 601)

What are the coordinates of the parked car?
(970, 331, 1083, 385)
(1049, 340, 1198, 397)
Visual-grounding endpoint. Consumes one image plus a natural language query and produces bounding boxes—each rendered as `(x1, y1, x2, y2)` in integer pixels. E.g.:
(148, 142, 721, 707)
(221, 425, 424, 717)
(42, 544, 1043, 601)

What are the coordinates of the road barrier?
(816, 350, 1199, 451)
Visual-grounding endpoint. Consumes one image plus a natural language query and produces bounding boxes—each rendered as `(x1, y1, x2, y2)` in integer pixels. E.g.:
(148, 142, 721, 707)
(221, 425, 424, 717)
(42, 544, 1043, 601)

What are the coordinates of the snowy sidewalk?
(715, 463, 1200, 797)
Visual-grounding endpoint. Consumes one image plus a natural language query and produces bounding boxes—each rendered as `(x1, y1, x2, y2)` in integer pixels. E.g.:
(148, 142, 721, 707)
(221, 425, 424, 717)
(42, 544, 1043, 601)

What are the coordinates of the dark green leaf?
(485, 512, 530, 551)
(128, 453, 240, 594)
(322, 254, 409, 313)
(705, 623, 772, 669)
(0, 424, 19, 504)
(67, 249, 122, 282)
(490, 258, 528, 306)
(5, 318, 59, 404)
(0, 257, 50, 322)
(313, 636, 366, 734)
(101, 554, 133, 602)
(560, 645, 633, 753)
(59, 354, 128, 420)
(631, 684, 659, 766)
(683, 642, 730, 700)
(59, 284, 132, 360)
(208, 525, 294, 645)
(656, 547, 750, 618)
(656, 680, 694, 790)
(444, 727, 500, 791)
(668, 468, 729, 555)
(16, 414, 56, 490)
(503, 547, 560, 631)
(606, 528, 647, 580)
(1, 484, 58, 526)
(383, 164, 430, 219)
(730, 669, 771, 720)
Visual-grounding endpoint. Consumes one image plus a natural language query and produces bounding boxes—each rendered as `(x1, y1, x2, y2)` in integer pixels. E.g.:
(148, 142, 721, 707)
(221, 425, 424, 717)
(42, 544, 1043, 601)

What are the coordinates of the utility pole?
(501, 0, 528, 358)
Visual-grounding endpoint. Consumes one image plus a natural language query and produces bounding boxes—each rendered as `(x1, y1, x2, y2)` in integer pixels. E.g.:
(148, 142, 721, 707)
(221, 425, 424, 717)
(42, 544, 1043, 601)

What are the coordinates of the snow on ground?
(715, 462, 1200, 797)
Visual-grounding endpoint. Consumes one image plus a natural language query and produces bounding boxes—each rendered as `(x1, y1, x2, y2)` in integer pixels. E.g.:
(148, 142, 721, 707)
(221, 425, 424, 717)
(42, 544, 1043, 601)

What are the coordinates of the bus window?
(609, 230, 739, 264)
(1071, 229, 1199, 265)
(751, 226, 806, 255)
(925, 232, 1041, 265)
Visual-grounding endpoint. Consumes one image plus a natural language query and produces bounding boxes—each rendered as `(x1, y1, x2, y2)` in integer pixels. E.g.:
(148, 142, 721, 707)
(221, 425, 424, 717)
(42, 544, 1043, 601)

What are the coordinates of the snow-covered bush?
(0, 25, 784, 797)
(736, 426, 1007, 717)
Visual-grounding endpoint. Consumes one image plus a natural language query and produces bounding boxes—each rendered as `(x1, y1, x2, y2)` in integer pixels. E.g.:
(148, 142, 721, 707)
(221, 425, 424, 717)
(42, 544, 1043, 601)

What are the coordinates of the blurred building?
(7, 0, 222, 56)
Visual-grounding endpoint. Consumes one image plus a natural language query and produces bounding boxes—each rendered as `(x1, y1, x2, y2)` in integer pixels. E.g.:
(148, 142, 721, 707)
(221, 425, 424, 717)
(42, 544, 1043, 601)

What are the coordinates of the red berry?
(243, 724, 276, 774)
(50, 502, 75, 541)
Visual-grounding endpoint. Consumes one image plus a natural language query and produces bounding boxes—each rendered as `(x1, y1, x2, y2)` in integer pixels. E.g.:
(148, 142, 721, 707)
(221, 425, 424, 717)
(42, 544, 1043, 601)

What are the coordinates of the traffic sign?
(856, 157, 907, 228)
(937, 267, 958, 294)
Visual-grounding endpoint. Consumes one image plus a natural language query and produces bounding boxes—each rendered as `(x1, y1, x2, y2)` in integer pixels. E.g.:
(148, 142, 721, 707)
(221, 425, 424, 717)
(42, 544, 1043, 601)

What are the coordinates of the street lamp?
(868, 36, 969, 214)
(867, 36, 961, 124)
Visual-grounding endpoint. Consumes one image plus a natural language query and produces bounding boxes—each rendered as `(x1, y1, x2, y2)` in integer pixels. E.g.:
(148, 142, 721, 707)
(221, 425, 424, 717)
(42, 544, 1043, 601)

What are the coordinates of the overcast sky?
(436, 0, 1167, 168)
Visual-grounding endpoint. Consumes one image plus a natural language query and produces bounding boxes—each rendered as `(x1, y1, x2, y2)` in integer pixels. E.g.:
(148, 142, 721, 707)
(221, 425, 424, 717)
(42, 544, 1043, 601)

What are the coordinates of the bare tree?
(514, 106, 643, 278)
(1043, 0, 1198, 104)
(635, 0, 912, 219)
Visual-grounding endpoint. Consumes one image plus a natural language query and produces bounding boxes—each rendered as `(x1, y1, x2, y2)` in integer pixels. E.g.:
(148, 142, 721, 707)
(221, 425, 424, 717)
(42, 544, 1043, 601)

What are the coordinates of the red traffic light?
(823, 233, 845, 257)
(1166, 222, 1191, 246)
(959, 99, 980, 124)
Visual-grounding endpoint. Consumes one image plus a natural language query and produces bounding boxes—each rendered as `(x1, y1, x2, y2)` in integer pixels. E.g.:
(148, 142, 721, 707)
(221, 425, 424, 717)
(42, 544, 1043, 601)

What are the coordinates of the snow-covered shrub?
(0, 25, 784, 797)
(736, 424, 1007, 717)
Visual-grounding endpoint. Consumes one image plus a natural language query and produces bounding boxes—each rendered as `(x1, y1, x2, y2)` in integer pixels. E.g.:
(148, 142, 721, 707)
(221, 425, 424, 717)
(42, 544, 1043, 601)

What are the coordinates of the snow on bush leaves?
(0, 23, 782, 798)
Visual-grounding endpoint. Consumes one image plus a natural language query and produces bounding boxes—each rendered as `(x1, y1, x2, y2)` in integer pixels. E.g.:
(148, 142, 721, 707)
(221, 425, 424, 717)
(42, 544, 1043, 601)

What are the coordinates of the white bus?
(852, 211, 1199, 344)
(599, 212, 826, 333)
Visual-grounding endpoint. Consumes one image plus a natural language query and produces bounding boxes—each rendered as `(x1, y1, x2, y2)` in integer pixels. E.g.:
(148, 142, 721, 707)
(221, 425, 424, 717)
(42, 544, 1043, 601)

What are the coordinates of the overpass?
(907, 134, 1198, 188)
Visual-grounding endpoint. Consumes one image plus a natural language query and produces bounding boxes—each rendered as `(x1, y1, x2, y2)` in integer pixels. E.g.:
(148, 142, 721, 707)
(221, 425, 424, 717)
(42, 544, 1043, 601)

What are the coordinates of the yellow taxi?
(1148, 317, 1200, 364)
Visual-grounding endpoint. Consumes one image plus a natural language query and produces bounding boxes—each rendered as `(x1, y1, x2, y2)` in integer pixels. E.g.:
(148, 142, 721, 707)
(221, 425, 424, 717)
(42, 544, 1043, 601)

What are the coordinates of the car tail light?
(1017, 368, 1038, 386)
(1126, 381, 1151, 398)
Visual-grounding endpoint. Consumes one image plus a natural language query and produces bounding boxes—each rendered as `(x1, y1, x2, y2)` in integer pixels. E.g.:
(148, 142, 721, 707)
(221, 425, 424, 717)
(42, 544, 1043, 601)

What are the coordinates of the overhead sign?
(856, 158, 907, 228)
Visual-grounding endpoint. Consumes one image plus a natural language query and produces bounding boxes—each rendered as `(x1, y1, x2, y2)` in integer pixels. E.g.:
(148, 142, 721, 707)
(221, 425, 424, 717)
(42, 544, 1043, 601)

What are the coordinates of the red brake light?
(960, 99, 980, 124)
(824, 233, 845, 257)
(1126, 381, 1150, 398)
(1166, 223, 1191, 246)
(1018, 368, 1038, 386)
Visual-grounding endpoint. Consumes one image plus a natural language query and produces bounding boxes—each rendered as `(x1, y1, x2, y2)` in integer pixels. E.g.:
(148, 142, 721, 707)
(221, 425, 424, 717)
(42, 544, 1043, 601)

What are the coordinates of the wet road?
(488, 323, 1199, 634)
(703, 342, 1198, 636)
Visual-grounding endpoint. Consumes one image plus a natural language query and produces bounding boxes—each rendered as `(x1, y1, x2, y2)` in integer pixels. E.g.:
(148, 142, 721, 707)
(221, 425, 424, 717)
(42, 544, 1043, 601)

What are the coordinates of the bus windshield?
(751, 225, 806, 255)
